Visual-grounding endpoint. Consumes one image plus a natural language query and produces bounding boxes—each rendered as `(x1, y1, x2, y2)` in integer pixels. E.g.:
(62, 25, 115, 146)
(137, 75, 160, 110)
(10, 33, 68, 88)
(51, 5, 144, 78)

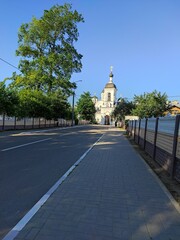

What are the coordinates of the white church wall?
(94, 67, 117, 125)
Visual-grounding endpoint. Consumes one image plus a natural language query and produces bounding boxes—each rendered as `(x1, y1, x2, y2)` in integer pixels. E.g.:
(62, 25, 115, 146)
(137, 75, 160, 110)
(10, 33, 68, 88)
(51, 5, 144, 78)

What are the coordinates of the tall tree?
(15, 88, 71, 119)
(16, 89, 49, 118)
(132, 90, 168, 118)
(11, 4, 84, 95)
(76, 92, 96, 122)
(47, 91, 71, 120)
(0, 81, 18, 116)
(112, 98, 134, 121)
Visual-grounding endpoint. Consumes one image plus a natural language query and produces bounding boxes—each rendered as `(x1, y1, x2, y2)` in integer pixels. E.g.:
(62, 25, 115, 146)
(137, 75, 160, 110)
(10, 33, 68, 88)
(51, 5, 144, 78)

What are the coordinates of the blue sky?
(0, 0, 180, 103)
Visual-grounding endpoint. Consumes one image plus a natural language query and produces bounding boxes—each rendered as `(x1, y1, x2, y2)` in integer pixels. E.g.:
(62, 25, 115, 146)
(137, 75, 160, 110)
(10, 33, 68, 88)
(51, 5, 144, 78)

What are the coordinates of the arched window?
(107, 92, 111, 101)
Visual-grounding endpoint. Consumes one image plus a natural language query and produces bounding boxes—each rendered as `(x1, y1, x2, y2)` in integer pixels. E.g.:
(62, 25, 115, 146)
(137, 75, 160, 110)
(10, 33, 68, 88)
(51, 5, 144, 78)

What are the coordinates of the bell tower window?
(107, 92, 111, 101)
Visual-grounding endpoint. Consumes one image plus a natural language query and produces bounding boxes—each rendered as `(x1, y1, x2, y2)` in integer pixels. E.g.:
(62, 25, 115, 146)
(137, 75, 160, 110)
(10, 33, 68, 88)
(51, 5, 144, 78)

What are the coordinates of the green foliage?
(0, 81, 18, 116)
(76, 92, 96, 122)
(15, 89, 71, 119)
(46, 91, 71, 120)
(16, 89, 49, 118)
(132, 90, 168, 118)
(3, 4, 84, 121)
(11, 4, 84, 94)
(113, 98, 134, 120)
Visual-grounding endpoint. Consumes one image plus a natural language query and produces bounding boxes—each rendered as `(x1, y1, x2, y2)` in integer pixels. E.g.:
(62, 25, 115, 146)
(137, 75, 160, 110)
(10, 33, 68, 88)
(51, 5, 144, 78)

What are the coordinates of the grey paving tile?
(34, 229, 67, 240)
(13, 228, 31, 240)
(23, 228, 40, 240)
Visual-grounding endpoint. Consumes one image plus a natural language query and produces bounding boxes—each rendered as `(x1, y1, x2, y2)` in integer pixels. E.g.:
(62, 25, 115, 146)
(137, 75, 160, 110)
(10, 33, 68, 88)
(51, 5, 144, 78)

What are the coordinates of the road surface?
(0, 125, 108, 239)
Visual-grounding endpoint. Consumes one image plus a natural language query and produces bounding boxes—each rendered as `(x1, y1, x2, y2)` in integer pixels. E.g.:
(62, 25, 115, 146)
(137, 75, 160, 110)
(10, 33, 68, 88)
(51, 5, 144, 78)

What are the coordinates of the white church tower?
(93, 67, 117, 125)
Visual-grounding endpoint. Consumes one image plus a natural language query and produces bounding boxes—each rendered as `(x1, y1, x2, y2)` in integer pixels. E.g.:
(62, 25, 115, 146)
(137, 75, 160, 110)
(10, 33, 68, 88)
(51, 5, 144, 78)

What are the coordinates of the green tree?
(112, 97, 134, 121)
(0, 81, 18, 116)
(10, 4, 84, 95)
(76, 92, 96, 122)
(15, 89, 71, 120)
(16, 89, 50, 118)
(47, 91, 71, 120)
(132, 90, 168, 118)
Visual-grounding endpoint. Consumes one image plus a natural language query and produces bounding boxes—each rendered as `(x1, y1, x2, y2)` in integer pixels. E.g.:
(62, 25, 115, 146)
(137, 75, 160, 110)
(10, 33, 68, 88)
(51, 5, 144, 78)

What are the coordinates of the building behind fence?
(0, 115, 88, 131)
(127, 115, 180, 183)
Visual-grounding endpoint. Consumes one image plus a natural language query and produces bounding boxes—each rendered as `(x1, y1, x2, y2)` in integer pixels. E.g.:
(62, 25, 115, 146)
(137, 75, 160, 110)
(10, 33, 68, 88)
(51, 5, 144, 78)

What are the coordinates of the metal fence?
(127, 115, 180, 183)
(0, 115, 88, 131)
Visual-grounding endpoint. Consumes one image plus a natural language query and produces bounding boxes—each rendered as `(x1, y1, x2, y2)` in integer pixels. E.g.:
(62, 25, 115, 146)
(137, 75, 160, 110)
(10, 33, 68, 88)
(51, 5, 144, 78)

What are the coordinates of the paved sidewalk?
(9, 128, 180, 239)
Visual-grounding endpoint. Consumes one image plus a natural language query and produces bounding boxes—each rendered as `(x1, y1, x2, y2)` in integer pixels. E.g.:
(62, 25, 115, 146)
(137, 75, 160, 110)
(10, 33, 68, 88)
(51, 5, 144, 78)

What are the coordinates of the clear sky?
(0, 0, 180, 103)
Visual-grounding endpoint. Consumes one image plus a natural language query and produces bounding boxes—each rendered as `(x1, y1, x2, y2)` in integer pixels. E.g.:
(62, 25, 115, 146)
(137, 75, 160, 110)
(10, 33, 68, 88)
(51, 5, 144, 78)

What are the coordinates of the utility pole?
(71, 92, 75, 126)
(71, 80, 82, 126)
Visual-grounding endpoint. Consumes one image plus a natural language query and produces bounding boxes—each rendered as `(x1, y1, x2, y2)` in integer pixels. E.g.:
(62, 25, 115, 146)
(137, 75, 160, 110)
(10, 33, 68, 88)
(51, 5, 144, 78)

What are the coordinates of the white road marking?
(1, 129, 81, 152)
(1, 138, 52, 152)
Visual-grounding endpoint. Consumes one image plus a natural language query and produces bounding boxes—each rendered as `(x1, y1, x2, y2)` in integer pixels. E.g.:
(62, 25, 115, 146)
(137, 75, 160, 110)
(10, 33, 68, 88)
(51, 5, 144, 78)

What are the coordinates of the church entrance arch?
(104, 115, 110, 125)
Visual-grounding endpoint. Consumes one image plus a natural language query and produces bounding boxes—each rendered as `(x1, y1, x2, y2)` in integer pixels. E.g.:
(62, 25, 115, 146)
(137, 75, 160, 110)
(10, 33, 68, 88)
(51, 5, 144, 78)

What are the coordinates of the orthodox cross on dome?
(109, 65, 114, 83)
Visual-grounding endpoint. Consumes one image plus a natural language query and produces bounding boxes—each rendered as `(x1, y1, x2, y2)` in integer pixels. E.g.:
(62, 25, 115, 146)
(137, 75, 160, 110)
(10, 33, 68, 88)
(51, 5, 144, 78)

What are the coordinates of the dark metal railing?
(127, 115, 180, 182)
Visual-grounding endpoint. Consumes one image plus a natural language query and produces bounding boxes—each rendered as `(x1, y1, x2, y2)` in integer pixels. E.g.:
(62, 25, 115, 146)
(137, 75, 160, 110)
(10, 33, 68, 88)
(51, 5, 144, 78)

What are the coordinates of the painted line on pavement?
(1, 127, 84, 152)
(2, 133, 104, 240)
(1, 138, 52, 152)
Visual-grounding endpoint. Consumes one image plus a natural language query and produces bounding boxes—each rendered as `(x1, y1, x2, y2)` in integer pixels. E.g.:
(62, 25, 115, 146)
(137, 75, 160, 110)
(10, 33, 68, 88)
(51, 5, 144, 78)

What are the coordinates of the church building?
(92, 67, 117, 125)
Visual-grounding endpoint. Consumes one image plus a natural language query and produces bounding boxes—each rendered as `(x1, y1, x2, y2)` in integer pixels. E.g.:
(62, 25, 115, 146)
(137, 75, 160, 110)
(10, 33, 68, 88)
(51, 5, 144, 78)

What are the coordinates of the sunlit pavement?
(5, 127, 180, 240)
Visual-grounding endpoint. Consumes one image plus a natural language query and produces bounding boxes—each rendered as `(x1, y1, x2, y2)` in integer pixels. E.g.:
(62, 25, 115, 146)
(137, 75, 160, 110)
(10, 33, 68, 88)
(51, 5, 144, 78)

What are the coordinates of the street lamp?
(71, 80, 82, 126)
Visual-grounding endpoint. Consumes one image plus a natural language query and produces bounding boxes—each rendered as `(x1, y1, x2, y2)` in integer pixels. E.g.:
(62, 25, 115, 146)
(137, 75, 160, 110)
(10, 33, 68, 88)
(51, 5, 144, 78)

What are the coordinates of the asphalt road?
(0, 125, 108, 239)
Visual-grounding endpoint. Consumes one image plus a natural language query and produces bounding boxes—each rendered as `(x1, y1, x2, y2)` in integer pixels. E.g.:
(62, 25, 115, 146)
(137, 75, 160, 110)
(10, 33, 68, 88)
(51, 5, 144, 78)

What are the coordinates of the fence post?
(130, 121, 133, 137)
(143, 118, 148, 150)
(2, 113, 5, 130)
(134, 120, 137, 141)
(24, 118, 26, 129)
(138, 119, 141, 145)
(153, 118, 159, 160)
(170, 115, 180, 178)
(14, 117, 16, 130)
